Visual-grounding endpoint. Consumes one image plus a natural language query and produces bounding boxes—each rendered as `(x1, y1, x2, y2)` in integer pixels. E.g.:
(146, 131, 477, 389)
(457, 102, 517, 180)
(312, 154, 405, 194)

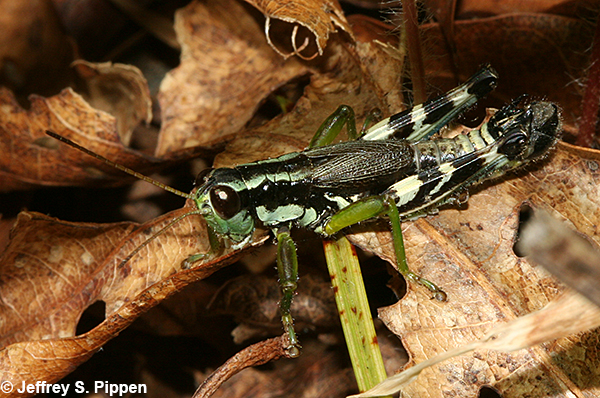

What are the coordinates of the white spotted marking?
(257, 204, 305, 225)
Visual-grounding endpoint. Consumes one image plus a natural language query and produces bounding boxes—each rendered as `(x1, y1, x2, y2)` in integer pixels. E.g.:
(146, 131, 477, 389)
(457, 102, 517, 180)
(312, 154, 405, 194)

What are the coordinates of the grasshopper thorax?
(195, 167, 255, 243)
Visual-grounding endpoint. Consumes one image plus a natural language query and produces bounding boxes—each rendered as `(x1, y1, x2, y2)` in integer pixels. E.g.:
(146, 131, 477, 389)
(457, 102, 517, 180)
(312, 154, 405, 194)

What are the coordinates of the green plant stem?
(323, 237, 389, 394)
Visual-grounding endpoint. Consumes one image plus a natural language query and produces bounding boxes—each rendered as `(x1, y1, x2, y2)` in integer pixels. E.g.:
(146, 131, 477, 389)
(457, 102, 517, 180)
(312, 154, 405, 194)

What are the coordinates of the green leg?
(309, 105, 358, 148)
(182, 224, 222, 268)
(269, 105, 360, 356)
(385, 197, 447, 301)
(275, 226, 301, 357)
(324, 195, 446, 301)
(309, 105, 381, 148)
(185, 225, 303, 356)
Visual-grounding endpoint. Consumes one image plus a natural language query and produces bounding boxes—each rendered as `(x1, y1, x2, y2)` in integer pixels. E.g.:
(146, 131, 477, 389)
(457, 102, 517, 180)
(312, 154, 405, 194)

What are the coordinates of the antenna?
(46, 130, 193, 199)
(115, 209, 206, 269)
(46, 130, 210, 269)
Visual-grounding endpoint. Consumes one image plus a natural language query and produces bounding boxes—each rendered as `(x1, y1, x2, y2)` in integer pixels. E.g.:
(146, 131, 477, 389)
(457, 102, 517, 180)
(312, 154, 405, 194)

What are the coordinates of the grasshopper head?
(524, 101, 561, 159)
(194, 168, 255, 243)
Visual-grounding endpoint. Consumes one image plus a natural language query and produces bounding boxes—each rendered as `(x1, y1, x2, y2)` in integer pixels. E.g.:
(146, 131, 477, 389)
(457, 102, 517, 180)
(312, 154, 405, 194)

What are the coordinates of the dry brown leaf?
(0, 206, 269, 394)
(212, 20, 409, 167)
(352, 290, 600, 397)
(517, 209, 600, 307)
(0, 62, 162, 191)
(156, 0, 310, 156)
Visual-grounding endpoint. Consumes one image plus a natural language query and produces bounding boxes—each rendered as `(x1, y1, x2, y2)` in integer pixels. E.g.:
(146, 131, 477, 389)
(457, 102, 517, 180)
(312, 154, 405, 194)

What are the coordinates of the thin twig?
(192, 336, 289, 398)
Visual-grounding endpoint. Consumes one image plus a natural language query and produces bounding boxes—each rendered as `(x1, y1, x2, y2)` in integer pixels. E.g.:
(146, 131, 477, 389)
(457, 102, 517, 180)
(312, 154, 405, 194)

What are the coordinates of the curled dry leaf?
(0, 62, 159, 191)
(245, 0, 352, 60)
(212, 20, 408, 168)
(71, 60, 153, 146)
(0, 206, 269, 394)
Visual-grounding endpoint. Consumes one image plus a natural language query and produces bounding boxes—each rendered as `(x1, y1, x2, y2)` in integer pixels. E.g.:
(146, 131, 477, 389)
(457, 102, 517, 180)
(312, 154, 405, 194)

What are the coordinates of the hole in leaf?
(513, 203, 534, 258)
(479, 385, 502, 398)
(76, 300, 106, 335)
(247, 74, 311, 129)
(356, 248, 401, 311)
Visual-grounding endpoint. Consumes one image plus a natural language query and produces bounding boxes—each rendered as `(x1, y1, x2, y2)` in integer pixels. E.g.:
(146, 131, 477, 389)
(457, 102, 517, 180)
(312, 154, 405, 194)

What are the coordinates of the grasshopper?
(47, 65, 561, 357)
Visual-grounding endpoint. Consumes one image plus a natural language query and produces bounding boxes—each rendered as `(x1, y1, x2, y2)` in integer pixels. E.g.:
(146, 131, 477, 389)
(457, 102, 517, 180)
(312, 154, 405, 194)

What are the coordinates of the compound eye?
(209, 185, 241, 219)
(499, 132, 529, 159)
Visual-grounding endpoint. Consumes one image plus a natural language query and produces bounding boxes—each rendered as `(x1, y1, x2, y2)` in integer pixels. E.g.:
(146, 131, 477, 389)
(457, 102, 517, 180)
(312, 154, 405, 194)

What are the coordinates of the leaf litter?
(0, 0, 599, 397)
